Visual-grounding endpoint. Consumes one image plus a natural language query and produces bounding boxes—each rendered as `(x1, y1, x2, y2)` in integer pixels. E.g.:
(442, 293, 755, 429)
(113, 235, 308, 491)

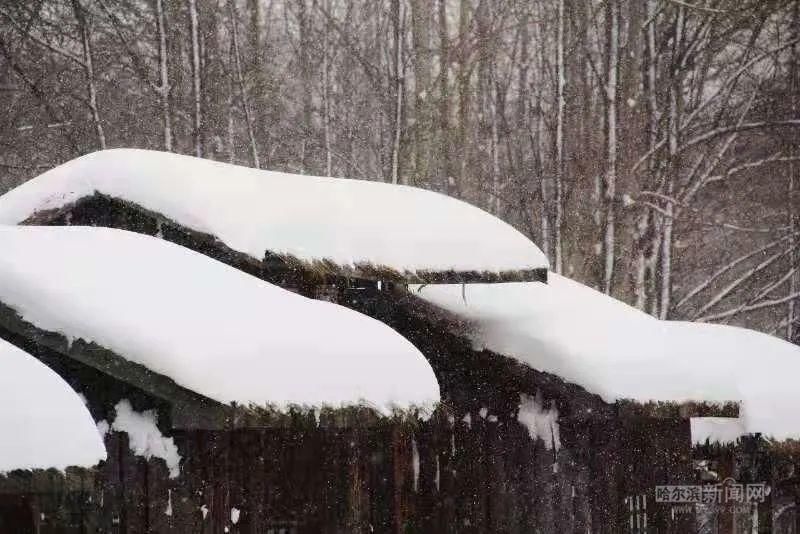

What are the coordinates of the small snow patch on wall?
(111, 400, 181, 478)
(517, 393, 561, 451)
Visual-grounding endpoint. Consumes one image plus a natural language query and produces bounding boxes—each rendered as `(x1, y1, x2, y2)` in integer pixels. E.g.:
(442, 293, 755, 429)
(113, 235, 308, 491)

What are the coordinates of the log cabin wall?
(1, 403, 700, 534)
(0, 418, 628, 533)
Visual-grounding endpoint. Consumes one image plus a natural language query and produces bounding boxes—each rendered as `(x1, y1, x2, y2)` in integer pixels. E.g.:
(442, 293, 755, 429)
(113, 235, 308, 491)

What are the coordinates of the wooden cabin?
(3, 149, 794, 533)
(0, 224, 702, 533)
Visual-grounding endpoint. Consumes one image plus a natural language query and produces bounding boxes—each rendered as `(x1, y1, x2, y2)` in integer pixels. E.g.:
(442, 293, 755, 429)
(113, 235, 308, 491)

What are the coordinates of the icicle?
(434, 455, 440, 492)
(411, 437, 420, 493)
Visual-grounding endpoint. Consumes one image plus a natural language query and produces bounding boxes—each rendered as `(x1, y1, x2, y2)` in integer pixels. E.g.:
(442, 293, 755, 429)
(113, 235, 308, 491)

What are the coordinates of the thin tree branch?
(674, 232, 800, 309)
(666, 0, 728, 15)
(691, 247, 794, 320)
(0, 6, 85, 66)
(698, 292, 800, 322)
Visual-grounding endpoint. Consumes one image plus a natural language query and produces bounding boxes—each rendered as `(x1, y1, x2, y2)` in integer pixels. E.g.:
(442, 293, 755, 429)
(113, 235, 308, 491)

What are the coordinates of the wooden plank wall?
(0, 414, 706, 534)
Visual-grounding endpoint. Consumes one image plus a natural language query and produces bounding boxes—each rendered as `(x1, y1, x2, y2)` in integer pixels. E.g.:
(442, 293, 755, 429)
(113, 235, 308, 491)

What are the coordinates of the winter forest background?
(0, 0, 798, 344)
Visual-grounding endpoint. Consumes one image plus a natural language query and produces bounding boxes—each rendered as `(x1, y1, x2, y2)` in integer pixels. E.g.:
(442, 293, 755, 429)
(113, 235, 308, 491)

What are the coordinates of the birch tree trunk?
(437, 0, 452, 193)
(297, 0, 312, 172)
(455, 0, 470, 196)
(489, 76, 500, 216)
(322, 0, 332, 176)
(411, 0, 432, 187)
(553, 0, 566, 274)
(227, 83, 235, 163)
(537, 101, 550, 261)
(531, 1, 550, 261)
(72, 0, 106, 150)
(155, 0, 172, 151)
(634, 0, 659, 310)
(789, 0, 799, 342)
(659, 5, 685, 320)
(602, 0, 619, 294)
(188, 0, 202, 157)
(229, 0, 260, 168)
(390, 0, 404, 185)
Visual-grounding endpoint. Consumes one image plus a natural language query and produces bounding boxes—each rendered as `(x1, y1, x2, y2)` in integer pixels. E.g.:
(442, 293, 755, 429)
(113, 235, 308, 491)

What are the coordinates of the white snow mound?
(0, 338, 106, 472)
(690, 417, 746, 445)
(111, 400, 181, 478)
(413, 273, 800, 441)
(0, 226, 439, 412)
(0, 149, 547, 277)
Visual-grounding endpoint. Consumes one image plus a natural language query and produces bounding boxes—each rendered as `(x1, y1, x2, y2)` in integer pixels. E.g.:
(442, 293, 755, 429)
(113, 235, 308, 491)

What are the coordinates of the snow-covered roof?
(413, 274, 800, 441)
(0, 149, 548, 283)
(0, 338, 106, 472)
(0, 226, 439, 413)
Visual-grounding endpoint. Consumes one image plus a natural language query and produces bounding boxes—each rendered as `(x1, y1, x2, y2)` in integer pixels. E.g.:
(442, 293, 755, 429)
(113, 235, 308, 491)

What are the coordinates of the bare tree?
(188, 0, 202, 157)
(229, 0, 260, 168)
(71, 0, 106, 149)
(601, 0, 619, 294)
(410, 0, 432, 187)
(788, 0, 800, 343)
(553, 0, 565, 274)
(390, 0, 404, 185)
(155, 0, 172, 151)
(1, 0, 798, 344)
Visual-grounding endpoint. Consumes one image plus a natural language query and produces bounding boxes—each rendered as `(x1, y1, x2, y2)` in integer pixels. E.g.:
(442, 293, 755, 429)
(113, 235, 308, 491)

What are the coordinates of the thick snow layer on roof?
(0, 226, 439, 412)
(0, 338, 106, 472)
(413, 274, 800, 440)
(0, 149, 547, 278)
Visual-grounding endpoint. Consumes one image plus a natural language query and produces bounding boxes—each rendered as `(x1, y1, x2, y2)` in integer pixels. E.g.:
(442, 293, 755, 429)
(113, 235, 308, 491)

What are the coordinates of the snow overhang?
(412, 274, 800, 442)
(0, 226, 440, 425)
(0, 149, 549, 284)
(0, 338, 106, 473)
